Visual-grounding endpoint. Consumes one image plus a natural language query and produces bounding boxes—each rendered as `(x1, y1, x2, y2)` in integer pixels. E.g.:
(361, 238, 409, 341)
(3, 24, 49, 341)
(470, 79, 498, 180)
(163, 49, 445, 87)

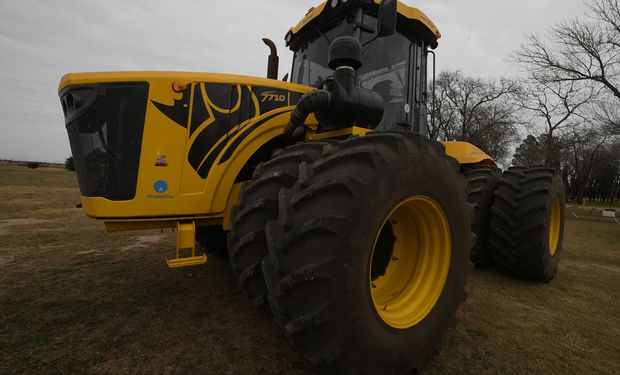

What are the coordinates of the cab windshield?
(291, 14, 427, 132)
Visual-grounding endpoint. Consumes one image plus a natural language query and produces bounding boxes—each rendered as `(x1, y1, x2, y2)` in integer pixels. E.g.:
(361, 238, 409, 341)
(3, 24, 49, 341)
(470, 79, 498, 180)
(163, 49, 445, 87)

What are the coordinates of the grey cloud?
(0, 0, 585, 162)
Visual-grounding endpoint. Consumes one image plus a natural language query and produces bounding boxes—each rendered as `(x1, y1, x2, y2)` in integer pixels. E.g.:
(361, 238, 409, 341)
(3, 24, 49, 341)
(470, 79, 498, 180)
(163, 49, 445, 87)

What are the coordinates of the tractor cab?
(285, 0, 441, 135)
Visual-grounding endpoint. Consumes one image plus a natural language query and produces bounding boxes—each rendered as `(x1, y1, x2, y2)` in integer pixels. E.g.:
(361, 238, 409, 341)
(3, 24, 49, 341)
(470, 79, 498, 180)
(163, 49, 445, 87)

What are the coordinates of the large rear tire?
(464, 166, 502, 267)
(227, 141, 335, 306)
(489, 167, 565, 282)
(262, 133, 472, 373)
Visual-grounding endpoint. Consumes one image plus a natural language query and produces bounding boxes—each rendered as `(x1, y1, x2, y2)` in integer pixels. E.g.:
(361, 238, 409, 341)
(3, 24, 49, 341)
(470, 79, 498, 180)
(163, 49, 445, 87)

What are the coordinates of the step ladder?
(166, 221, 207, 268)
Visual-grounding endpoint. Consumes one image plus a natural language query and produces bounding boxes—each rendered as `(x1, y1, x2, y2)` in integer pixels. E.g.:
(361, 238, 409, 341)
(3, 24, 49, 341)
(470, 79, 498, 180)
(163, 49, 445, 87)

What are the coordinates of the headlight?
(330, 0, 339, 8)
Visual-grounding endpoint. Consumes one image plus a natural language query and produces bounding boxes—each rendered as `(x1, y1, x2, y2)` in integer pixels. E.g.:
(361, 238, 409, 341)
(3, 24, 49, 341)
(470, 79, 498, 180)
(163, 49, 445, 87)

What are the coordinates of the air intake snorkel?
(283, 36, 384, 138)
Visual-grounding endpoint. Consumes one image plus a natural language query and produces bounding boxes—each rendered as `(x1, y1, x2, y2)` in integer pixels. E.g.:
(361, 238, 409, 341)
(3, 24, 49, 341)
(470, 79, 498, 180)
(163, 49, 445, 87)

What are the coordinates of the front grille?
(61, 82, 148, 200)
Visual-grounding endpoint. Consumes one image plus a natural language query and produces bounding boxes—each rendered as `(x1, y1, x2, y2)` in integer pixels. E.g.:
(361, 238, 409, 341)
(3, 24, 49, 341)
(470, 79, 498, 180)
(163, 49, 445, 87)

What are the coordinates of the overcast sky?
(0, 0, 587, 163)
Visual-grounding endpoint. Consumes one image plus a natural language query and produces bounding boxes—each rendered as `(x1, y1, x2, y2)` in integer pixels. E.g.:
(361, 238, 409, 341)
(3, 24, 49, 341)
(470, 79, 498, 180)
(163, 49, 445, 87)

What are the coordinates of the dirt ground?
(1, 164, 619, 374)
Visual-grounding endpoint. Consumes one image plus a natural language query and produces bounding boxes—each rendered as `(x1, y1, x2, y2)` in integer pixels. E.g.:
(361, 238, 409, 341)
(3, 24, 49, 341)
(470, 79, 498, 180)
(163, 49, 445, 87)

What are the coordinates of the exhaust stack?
(262, 38, 279, 80)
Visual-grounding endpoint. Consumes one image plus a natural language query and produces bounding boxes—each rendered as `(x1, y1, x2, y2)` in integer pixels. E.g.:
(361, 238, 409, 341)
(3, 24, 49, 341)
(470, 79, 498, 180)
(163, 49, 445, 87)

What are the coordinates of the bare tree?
(428, 75, 458, 141)
(593, 96, 620, 134)
(515, 80, 594, 166)
(513, 0, 620, 100)
(430, 70, 520, 163)
(564, 124, 610, 202)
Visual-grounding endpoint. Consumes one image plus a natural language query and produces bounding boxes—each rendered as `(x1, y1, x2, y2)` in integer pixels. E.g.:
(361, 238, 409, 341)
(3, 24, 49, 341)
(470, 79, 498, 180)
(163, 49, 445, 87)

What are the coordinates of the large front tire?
(262, 133, 472, 373)
(227, 141, 335, 305)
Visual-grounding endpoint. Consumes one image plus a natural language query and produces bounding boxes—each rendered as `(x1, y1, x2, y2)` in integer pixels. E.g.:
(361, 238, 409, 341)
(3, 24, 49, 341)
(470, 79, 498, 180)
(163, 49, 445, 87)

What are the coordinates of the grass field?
(1, 164, 619, 374)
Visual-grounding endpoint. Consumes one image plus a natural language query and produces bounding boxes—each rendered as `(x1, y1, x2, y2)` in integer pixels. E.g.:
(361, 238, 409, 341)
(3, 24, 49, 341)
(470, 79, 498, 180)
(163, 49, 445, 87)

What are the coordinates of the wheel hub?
(370, 195, 451, 329)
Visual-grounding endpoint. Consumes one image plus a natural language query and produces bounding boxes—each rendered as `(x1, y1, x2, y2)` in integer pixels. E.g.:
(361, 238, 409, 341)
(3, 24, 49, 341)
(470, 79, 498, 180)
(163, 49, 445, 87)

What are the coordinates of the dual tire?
(465, 166, 565, 282)
(489, 167, 565, 282)
(232, 133, 473, 373)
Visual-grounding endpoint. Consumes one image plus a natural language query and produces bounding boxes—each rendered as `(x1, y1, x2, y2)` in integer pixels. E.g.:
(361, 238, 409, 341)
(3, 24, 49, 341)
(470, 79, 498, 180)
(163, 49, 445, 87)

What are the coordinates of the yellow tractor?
(58, 0, 565, 372)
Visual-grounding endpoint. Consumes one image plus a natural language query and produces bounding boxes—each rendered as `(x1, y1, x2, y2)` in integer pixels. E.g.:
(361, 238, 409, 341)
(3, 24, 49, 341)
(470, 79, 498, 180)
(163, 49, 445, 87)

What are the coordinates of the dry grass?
(1, 164, 619, 374)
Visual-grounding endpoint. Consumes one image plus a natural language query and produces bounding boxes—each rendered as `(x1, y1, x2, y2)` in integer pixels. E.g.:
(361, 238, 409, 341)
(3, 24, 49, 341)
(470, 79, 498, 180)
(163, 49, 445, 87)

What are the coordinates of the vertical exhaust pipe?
(262, 38, 279, 80)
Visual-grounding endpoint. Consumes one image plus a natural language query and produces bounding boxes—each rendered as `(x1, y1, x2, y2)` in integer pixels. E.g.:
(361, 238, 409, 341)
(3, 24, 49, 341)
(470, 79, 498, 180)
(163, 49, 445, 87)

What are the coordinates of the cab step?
(166, 221, 207, 268)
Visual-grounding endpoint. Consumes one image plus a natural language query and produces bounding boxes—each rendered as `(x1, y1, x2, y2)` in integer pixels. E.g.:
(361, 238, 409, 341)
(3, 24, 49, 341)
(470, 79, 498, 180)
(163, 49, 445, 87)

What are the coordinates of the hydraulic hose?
(283, 90, 333, 138)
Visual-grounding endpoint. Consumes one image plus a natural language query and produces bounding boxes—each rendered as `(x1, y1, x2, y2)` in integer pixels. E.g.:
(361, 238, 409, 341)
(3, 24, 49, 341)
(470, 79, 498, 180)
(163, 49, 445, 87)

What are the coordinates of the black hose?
(283, 90, 333, 138)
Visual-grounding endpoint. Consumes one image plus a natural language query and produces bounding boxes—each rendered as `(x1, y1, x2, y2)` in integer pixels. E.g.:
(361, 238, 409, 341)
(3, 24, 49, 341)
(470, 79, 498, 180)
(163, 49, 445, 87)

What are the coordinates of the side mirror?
(377, 0, 397, 37)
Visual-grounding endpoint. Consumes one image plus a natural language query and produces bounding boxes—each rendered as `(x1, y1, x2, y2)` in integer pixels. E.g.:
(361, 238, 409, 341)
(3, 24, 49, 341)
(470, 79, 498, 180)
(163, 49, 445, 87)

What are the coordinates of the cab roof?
(288, 0, 441, 48)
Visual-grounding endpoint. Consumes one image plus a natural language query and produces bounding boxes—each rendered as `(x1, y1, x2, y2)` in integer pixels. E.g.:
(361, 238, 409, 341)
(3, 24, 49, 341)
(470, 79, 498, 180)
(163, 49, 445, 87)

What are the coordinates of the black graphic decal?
(190, 83, 211, 136)
(229, 86, 257, 131)
(151, 86, 190, 128)
(158, 81, 302, 179)
(188, 83, 233, 175)
(289, 92, 303, 106)
(197, 140, 228, 178)
(205, 83, 235, 110)
(218, 111, 288, 165)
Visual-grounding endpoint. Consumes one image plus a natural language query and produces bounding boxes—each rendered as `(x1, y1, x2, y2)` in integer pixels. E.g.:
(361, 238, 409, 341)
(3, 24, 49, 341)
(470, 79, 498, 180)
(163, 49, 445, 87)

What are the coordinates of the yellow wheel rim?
(369, 195, 451, 329)
(549, 196, 561, 256)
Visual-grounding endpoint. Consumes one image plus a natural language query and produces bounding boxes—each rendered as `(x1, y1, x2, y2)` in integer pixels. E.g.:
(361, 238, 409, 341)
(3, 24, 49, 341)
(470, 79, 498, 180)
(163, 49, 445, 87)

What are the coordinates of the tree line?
(429, 0, 620, 204)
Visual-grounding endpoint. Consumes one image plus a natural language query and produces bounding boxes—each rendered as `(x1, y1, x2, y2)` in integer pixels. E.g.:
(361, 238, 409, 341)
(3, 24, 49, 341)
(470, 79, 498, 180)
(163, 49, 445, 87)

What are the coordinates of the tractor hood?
(59, 71, 311, 220)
